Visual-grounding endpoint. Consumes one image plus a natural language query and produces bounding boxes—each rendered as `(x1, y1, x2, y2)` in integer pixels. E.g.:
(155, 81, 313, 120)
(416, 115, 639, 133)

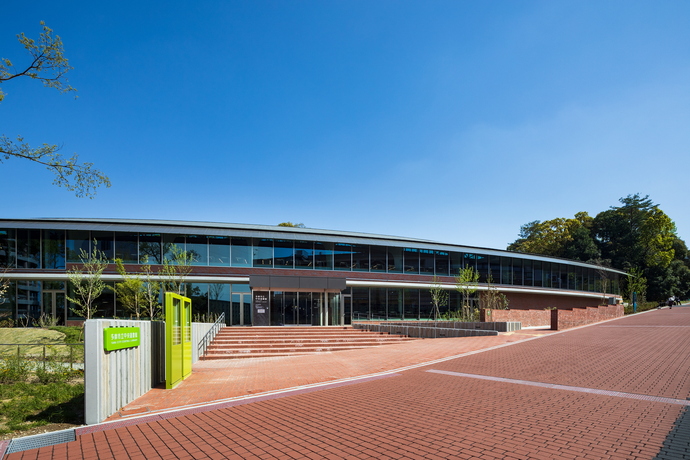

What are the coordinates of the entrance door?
(42, 290, 66, 325)
(231, 293, 251, 325)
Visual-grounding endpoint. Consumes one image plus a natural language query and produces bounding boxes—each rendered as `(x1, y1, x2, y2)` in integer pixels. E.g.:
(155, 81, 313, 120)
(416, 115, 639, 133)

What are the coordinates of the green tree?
(66, 244, 109, 320)
(113, 259, 145, 319)
(624, 267, 647, 304)
(278, 222, 306, 228)
(479, 273, 509, 310)
(508, 212, 600, 262)
(160, 245, 195, 295)
(140, 256, 162, 319)
(429, 275, 449, 320)
(455, 266, 479, 321)
(594, 194, 676, 299)
(1, 22, 110, 198)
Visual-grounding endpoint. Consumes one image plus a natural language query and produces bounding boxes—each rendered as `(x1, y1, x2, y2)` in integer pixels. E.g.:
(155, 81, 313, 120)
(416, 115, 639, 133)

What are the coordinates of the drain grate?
(6, 429, 76, 454)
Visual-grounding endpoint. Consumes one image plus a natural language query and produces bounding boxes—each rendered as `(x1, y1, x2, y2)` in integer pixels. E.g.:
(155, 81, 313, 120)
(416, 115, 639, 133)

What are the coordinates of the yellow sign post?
(165, 292, 192, 389)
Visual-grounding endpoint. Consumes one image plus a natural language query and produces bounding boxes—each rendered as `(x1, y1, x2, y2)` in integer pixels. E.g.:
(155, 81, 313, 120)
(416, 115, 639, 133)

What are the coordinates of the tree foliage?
(278, 222, 306, 228)
(66, 244, 109, 320)
(160, 245, 195, 295)
(429, 275, 449, 320)
(0, 22, 110, 198)
(508, 194, 689, 301)
(455, 266, 479, 321)
(113, 259, 145, 320)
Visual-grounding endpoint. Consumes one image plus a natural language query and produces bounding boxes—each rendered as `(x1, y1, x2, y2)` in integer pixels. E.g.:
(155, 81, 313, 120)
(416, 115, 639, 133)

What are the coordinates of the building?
(0, 218, 625, 326)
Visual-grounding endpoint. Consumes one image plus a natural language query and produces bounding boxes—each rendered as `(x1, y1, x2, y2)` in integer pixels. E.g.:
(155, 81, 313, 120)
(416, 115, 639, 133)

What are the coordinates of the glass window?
(209, 283, 230, 316)
(560, 264, 569, 289)
(523, 260, 533, 286)
(92, 231, 114, 260)
(352, 244, 369, 271)
(567, 267, 576, 290)
(0, 229, 15, 267)
(189, 283, 209, 317)
(533, 261, 542, 287)
(273, 240, 294, 268)
(208, 236, 230, 266)
(404, 248, 419, 274)
(231, 237, 251, 267)
(334, 243, 353, 271)
(294, 241, 314, 269)
(186, 235, 209, 266)
(419, 250, 434, 275)
(542, 262, 551, 288)
(67, 230, 90, 263)
(420, 290, 433, 319)
(115, 232, 138, 264)
(489, 256, 501, 283)
(370, 246, 386, 272)
(371, 288, 386, 319)
(352, 287, 369, 321)
(387, 247, 403, 273)
(404, 289, 419, 320)
(551, 264, 561, 289)
(435, 251, 450, 276)
(512, 258, 523, 286)
(94, 282, 115, 318)
(476, 254, 488, 282)
(42, 230, 65, 269)
(500, 257, 512, 285)
(253, 239, 273, 267)
(450, 252, 463, 276)
(18, 281, 41, 320)
(17, 229, 40, 269)
(314, 241, 333, 270)
(139, 234, 162, 264)
(163, 235, 186, 263)
(387, 289, 402, 320)
(463, 253, 477, 270)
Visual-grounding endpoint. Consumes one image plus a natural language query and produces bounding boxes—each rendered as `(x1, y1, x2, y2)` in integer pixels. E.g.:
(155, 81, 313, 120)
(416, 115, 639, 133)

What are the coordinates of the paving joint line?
(426, 369, 690, 406)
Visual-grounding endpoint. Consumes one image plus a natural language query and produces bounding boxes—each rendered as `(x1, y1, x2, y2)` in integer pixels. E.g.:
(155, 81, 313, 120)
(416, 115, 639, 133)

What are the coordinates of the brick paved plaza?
(3, 306, 689, 459)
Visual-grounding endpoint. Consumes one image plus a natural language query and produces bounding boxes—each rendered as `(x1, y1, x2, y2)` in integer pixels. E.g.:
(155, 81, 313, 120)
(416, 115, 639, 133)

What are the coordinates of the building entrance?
(42, 288, 66, 325)
(230, 293, 251, 326)
(268, 291, 343, 326)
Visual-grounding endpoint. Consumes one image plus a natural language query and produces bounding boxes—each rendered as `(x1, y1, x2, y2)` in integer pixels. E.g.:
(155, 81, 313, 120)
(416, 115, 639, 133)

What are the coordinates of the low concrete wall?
(192, 322, 214, 363)
(84, 319, 165, 425)
(85, 320, 216, 425)
(383, 321, 521, 333)
(552, 304, 624, 330)
(481, 309, 551, 328)
(353, 322, 505, 338)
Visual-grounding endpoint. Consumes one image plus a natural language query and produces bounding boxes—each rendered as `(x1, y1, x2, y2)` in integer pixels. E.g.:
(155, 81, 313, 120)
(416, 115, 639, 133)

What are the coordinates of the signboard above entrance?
(103, 327, 141, 351)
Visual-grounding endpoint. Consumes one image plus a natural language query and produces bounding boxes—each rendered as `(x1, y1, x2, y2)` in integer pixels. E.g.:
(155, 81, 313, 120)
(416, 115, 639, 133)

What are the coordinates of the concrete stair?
(200, 326, 417, 360)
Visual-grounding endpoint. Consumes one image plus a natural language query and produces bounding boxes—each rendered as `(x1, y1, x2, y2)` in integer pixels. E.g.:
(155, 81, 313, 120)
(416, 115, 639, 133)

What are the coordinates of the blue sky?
(2, 1, 689, 249)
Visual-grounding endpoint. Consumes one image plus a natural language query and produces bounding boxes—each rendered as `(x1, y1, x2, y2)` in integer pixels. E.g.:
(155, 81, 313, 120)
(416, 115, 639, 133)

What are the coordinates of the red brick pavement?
(5, 306, 690, 459)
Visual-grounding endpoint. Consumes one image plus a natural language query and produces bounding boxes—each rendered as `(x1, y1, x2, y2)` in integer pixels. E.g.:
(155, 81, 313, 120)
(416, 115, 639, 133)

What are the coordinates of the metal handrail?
(197, 312, 225, 358)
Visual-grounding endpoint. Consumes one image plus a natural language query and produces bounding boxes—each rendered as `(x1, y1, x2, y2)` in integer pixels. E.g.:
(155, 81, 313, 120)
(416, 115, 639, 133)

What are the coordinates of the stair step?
(201, 326, 416, 360)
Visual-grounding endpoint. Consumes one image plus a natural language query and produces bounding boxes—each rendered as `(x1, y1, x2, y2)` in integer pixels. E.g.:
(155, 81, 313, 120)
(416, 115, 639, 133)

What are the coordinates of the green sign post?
(165, 292, 192, 389)
(103, 327, 141, 351)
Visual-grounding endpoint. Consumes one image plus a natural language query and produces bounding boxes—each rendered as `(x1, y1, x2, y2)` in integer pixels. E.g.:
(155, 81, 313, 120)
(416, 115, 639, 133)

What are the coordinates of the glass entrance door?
(42, 291, 66, 325)
(231, 293, 252, 325)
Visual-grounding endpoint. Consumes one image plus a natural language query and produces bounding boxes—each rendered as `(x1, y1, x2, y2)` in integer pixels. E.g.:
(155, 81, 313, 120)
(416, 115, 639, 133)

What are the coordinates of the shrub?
(0, 353, 31, 383)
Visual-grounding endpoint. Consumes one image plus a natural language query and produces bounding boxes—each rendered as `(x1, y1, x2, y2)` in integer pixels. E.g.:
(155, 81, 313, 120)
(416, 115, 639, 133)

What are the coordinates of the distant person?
(668, 296, 674, 309)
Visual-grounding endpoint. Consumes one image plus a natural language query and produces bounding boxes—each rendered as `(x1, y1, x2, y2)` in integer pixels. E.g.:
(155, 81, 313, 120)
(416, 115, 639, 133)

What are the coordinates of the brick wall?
(481, 309, 551, 328)
(551, 304, 624, 331)
(482, 304, 624, 330)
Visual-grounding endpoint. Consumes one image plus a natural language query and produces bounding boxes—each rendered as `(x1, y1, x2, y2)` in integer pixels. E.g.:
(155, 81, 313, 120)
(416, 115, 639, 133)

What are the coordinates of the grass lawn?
(0, 327, 85, 440)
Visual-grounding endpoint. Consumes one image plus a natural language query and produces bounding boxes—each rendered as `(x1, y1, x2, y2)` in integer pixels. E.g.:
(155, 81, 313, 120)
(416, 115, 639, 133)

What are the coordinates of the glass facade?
(0, 223, 623, 324)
